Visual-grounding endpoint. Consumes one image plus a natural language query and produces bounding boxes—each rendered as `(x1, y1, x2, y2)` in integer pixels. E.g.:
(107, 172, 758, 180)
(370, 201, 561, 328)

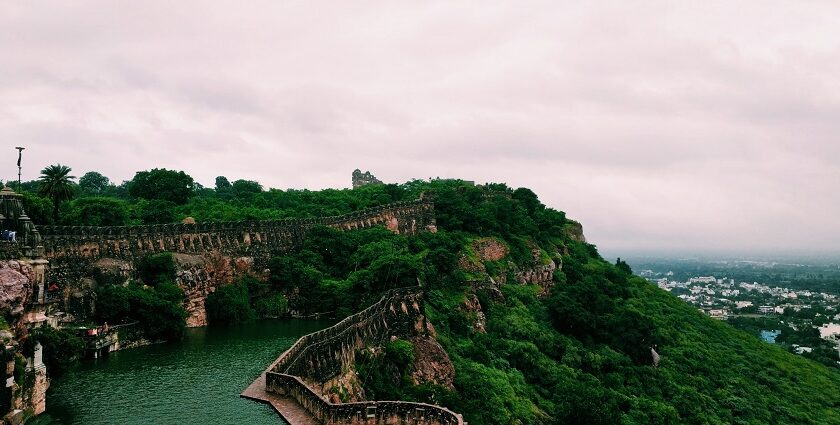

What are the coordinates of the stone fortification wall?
(273, 288, 425, 380)
(32, 200, 435, 324)
(266, 373, 462, 425)
(36, 200, 435, 262)
(264, 288, 464, 425)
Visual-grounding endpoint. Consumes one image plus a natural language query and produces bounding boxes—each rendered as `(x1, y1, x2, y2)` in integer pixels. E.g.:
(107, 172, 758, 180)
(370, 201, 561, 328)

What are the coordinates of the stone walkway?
(241, 373, 320, 425)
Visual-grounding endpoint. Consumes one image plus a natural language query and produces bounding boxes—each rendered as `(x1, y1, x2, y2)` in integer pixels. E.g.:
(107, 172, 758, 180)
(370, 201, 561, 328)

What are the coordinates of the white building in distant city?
(708, 309, 728, 319)
(819, 324, 840, 340)
(689, 276, 717, 284)
(758, 305, 776, 314)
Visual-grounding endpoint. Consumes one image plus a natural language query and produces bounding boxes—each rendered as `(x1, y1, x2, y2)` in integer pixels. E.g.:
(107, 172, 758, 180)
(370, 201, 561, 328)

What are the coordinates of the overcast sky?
(2, 1, 839, 255)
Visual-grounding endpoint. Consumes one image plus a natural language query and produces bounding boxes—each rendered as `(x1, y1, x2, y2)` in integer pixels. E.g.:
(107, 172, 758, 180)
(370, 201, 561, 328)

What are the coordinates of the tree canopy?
(78, 171, 111, 195)
(127, 168, 195, 205)
(37, 164, 75, 222)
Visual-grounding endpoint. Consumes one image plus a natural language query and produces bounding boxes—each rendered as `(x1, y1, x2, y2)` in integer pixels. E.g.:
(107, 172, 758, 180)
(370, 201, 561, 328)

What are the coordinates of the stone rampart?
(266, 373, 462, 425)
(33, 200, 435, 323)
(273, 287, 424, 381)
(263, 288, 464, 425)
(36, 200, 435, 262)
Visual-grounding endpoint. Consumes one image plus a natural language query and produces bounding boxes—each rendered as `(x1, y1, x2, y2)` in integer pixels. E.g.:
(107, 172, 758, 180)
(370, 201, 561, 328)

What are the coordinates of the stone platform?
(241, 373, 318, 425)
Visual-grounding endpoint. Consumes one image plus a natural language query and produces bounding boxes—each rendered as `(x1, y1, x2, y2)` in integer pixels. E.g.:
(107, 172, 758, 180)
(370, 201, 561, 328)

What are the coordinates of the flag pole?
(15, 147, 24, 192)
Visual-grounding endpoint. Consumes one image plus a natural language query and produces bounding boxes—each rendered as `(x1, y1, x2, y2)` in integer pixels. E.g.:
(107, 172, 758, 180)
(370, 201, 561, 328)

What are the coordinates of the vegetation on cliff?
(93, 253, 187, 342)
(15, 168, 840, 423)
(205, 275, 288, 326)
(24, 326, 83, 377)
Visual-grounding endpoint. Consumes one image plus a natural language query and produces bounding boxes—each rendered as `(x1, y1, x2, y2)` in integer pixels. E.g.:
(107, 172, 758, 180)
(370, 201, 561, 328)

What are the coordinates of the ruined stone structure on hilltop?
(351, 169, 383, 189)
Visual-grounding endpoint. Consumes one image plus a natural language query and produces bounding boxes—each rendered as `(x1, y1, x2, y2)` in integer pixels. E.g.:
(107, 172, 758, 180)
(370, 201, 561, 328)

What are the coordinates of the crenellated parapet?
(254, 287, 465, 425)
(266, 373, 462, 425)
(33, 199, 435, 325)
(36, 199, 435, 262)
(273, 287, 425, 381)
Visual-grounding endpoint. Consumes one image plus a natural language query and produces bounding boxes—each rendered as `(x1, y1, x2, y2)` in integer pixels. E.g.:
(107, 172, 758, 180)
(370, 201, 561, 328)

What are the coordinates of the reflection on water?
(32, 319, 332, 425)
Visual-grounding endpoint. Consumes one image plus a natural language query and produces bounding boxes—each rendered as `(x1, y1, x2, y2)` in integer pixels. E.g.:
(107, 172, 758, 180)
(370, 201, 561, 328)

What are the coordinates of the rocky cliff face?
(566, 221, 586, 243)
(471, 238, 508, 261)
(461, 293, 486, 333)
(410, 334, 455, 389)
(313, 368, 367, 404)
(81, 253, 261, 328)
(514, 248, 559, 293)
(460, 237, 560, 294)
(0, 261, 35, 317)
(173, 253, 259, 327)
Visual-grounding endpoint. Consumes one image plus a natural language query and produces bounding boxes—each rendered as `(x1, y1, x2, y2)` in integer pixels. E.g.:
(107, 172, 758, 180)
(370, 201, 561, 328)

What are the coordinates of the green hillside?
(22, 168, 840, 424)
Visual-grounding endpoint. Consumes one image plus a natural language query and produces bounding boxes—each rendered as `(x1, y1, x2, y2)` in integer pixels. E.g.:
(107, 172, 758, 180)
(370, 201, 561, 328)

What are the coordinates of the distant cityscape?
(630, 257, 840, 368)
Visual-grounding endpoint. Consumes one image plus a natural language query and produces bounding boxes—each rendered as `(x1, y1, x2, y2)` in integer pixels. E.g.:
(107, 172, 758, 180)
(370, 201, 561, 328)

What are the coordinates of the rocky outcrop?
(29, 367, 47, 415)
(0, 261, 35, 317)
(471, 238, 508, 261)
(312, 368, 366, 404)
(461, 294, 486, 333)
(410, 335, 455, 389)
(566, 221, 586, 243)
(514, 248, 558, 293)
(459, 238, 560, 295)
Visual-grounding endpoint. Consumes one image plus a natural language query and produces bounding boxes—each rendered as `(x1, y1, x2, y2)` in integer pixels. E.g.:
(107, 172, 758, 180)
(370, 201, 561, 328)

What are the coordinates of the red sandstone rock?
(471, 238, 509, 261)
(0, 261, 34, 317)
(411, 336, 455, 390)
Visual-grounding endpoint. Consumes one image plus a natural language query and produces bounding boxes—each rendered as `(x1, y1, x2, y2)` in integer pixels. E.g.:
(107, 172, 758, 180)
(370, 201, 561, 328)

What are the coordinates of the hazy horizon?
(3, 1, 839, 254)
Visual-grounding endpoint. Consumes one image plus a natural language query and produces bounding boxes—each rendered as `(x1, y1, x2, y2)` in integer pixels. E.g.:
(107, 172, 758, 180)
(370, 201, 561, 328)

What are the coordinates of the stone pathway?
(241, 373, 320, 425)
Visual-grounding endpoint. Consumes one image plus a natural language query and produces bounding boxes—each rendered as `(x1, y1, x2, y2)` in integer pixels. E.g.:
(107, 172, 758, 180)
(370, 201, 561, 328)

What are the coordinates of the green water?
(32, 319, 333, 425)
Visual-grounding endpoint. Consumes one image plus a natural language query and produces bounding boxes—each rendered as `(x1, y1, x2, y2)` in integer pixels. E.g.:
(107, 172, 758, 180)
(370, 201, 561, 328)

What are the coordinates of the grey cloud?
(1, 1, 839, 253)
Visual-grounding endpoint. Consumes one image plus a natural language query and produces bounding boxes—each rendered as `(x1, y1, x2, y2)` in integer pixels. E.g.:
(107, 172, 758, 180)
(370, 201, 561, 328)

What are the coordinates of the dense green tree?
(205, 283, 255, 325)
(62, 197, 130, 226)
(231, 179, 262, 197)
(214, 176, 232, 191)
(78, 171, 111, 195)
(615, 257, 632, 275)
(94, 283, 186, 341)
(20, 192, 53, 225)
(132, 199, 177, 224)
(25, 325, 84, 377)
(127, 168, 195, 205)
(37, 164, 75, 222)
(136, 253, 177, 287)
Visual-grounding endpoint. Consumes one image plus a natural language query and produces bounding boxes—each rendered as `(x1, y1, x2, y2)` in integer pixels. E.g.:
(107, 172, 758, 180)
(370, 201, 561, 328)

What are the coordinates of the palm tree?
(38, 164, 76, 223)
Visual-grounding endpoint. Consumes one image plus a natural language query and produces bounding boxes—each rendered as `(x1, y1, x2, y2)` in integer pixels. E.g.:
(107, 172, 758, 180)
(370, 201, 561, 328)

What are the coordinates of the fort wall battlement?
(36, 200, 435, 261)
(263, 287, 464, 425)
